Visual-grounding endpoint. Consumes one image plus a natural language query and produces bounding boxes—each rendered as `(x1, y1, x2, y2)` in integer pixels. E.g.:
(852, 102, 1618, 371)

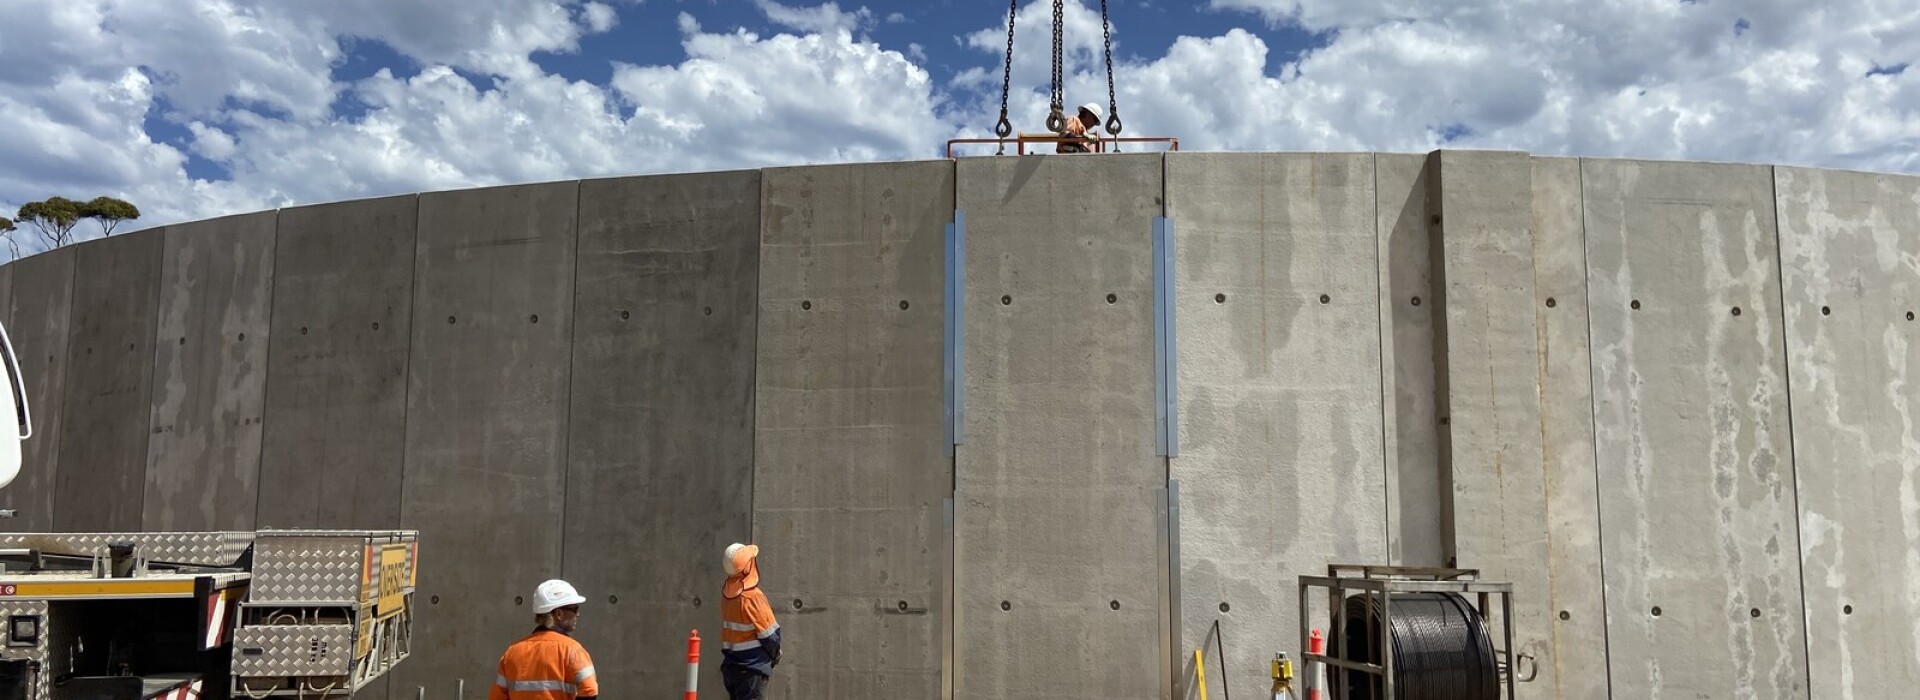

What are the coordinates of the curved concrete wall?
(2, 151, 1916, 700)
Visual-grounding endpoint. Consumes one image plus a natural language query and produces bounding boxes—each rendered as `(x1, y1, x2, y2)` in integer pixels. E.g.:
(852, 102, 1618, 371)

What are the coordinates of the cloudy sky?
(1, 0, 1915, 248)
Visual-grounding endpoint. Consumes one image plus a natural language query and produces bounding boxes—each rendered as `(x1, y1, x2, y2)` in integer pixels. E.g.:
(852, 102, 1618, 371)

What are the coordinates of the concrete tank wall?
(3, 150, 1916, 700)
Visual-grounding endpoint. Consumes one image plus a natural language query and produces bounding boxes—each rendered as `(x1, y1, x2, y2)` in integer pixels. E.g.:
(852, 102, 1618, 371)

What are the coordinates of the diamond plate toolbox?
(232, 624, 355, 677)
(250, 531, 416, 605)
(0, 532, 253, 565)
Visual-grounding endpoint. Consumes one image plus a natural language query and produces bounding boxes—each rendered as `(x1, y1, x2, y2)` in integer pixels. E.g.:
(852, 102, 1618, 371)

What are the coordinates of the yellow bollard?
(1195, 648, 1209, 700)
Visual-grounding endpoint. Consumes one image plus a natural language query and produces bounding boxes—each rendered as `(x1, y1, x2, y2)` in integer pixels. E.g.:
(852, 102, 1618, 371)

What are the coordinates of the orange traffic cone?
(1304, 628, 1327, 700)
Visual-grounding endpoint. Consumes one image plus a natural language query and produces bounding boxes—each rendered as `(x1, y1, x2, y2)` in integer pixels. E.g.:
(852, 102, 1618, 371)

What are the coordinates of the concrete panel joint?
(1153, 216, 1179, 457)
(944, 210, 966, 455)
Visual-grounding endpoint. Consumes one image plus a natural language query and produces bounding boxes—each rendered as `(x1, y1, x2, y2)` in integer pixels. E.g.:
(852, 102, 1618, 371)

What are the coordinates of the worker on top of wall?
(721, 543, 782, 700)
(1056, 103, 1105, 154)
(491, 580, 599, 700)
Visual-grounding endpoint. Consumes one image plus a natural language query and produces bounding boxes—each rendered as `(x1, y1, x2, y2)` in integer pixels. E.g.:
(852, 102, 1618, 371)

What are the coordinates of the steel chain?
(1045, 0, 1066, 132)
(994, 0, 1017, 145)
(1101, 0, 1123, 139)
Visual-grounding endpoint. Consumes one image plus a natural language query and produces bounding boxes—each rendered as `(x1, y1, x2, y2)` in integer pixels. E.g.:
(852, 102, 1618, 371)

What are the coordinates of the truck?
(0, 323, 418, 700)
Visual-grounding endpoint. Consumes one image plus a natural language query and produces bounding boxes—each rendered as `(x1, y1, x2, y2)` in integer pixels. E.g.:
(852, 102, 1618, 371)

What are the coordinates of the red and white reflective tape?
(202, 590, 230, 649)
(684, 629, 700, 700)
(162, 680, 203, 700)
(1305, 628, 1326, 700)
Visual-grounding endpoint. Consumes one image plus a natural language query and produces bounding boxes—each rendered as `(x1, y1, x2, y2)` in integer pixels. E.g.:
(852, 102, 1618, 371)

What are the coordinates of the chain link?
(1101, 0, 1122, 138)
(994, 0, 1017, 144)
(1045, 0, 1066, 132)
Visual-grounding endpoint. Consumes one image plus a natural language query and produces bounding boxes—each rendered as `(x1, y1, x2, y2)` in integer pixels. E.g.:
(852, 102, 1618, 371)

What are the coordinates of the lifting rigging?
(991, 0, 1124, 152)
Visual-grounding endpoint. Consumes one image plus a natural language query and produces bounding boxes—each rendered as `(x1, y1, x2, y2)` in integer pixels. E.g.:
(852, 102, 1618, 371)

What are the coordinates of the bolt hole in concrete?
(1844, 605, 1854, 615)
(793, 599, 805, 610)
(1218, 602, 1230, 613)
(1823, 305, 1832, 316)
(1631, 300, 1642, 310)
(1110, 601, 1121, 611)
(372, 322, 380, 330)
(1545, 298, 1556, 309)
(609, 596, 618, 604)
(692, 597, 702, 607)
(1750, 608, 1761, 618)
(529, 314, 539, 324)
(1732, 307, 1742, 317)
(1000, 601, 1011, 611)
(514, 596, 523, 606)
(802, 300, 813, 311)
(1908, 312, 1915, 321)
(1214, 293, 1226, 304)
(179, 337, 186, 346)
(1319, 294, 1331, 304)
(1106, 293, 1117, 304)
(898, 601, 909, 611)
(1430, 214, 1442, 225)
(705, 307, 713, 316)
(238, 333, 246, 341)
(1411, 296, 1421, 307)
(448, 316, 457, 324)
(1558, 611, 1570, 621)
(901, 300, 911, 310)
(301, 327, 309, 335)
(1651, 606, 1662, 617)
(1001, 295, 1013, 306)
(620, 310, 630, 320)
(430, 596, 439, 605)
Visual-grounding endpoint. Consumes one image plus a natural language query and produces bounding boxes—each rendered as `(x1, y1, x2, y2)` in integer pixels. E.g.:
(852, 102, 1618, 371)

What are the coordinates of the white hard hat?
(725, 543, 747, 575)
(1079, 103, 1103, 120)
(533, 579, 586, 614)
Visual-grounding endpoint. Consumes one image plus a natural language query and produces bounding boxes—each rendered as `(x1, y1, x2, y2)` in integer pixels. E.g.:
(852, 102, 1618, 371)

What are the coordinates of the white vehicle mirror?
(0, 322, 29, 491)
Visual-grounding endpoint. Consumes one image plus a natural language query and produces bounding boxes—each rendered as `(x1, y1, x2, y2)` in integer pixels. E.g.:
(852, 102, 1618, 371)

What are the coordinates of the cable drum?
(1340, 592, 1499, 700)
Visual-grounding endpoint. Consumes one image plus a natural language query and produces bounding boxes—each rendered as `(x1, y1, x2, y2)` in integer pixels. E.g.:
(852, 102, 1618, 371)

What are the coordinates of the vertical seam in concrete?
(43, 251, 77, 530)
(250, 210, 283, 531)
(138, 230, 166, 530)
(1767, 165, 1816, 699)
(395, 194, 424, 528)
(1372, 152, 1396, 562)
(1575, 158, 1618, 700)
(558, 180, 584, 576)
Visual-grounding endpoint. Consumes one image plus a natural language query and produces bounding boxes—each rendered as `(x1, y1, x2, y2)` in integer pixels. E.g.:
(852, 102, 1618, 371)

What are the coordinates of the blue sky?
(1, 0, 1915, 242)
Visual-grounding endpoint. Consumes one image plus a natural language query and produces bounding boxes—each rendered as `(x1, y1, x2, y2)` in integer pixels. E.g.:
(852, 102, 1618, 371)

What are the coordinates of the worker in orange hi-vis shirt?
(490, 580, 599, 700)
(720, 543, 782, 700)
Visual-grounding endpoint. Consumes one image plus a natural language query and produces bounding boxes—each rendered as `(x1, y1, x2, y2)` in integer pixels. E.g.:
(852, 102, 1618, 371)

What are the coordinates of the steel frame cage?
(1297, 565, 1518, 700)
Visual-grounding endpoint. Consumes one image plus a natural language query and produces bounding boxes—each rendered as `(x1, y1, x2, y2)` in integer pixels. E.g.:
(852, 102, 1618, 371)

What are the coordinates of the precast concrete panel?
(1375, 153, 1446, 566)
(561, 172, 758, 697)
(1165, 152, 1387, 697)
(394, 182, 577, 697)
(1583, 159, 1808, 699)
(144, 212, 276, 531)
(56, 233, 163, 532)
(1774, 166, 1920, 699)
(754, 162, 951, 699)
(1430, 150, 1561, 697)
(258, 196, 417, 528)
(2, 248, 75, 531)
(955, 153, 1164, 699)
(1526, 157, 1609, 700)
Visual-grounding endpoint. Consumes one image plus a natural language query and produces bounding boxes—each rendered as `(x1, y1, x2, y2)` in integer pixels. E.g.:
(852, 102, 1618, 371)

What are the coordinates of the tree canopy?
(16, 197, 85, 248)
(83, 197, 140, 236)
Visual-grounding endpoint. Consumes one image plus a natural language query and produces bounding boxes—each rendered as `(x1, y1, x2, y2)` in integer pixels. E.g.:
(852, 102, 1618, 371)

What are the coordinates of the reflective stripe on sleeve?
(495, 676, 510, 689)
(757, 623, 780, 639)
(573, 667, 595, 683)
(505, 681, 578, 693)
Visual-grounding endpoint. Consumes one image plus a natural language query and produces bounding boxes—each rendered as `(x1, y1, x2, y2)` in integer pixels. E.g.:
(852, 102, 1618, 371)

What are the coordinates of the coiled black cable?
(1340, 592, 1498, 700)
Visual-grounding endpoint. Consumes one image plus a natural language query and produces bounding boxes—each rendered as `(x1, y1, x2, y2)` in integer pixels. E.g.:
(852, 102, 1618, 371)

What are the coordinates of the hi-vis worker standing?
(491, 580, 599, 700)
(721, 543, 782, 700)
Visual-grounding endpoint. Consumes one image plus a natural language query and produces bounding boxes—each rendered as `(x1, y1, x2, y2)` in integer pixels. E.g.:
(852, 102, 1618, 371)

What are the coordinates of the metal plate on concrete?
(1525, 156, 1609, 700)
(56, 233, 163, 532)
(560, 171, 759, 697)
(258, 196, 417, 529)
(1374, 153, 1444, 568)
(755, 161, 951, 699)
(1165, 152, 1387, 697)
(145, 212, 276, 531)
(2, 248, 74, 531)
(1584, 159, 1808, 699)
(955, 153, 1164, 699)
(393, 182, 577, 697)
(1774, 166, 1920, 698)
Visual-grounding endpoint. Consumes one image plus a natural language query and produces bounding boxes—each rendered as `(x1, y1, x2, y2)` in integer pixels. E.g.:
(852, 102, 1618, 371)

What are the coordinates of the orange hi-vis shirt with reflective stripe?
(490, 629, 598, 700)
